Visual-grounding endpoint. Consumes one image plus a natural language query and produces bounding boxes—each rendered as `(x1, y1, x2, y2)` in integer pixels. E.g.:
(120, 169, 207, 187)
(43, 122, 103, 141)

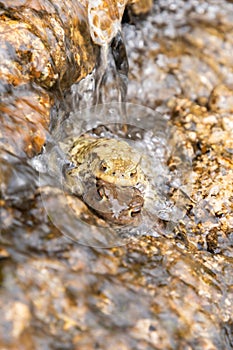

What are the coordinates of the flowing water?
(0, 1, 233, 349)
(35, 102, 192, 248)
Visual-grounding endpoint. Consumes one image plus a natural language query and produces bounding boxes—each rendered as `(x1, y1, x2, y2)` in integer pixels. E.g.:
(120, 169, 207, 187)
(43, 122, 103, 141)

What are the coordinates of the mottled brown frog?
(63, 135, 149, 226)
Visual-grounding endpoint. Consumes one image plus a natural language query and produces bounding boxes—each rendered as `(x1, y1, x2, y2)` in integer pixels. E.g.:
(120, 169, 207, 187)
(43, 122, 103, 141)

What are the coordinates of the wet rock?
(128, 0, 153, 15)
(0, 1, 233, 349)
(208, 84, 233, 113)
(125, 1, 233, 108)
(1, 230, 232, 349)
(0, 0, 96, 157)
(0, 1, 96, 89)
(0, 0, 150, 161)
(169, 97, 233, 252)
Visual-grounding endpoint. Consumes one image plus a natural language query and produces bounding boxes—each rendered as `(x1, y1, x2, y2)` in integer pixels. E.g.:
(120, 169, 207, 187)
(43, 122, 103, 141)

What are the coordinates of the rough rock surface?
(0, 1, 233, 349)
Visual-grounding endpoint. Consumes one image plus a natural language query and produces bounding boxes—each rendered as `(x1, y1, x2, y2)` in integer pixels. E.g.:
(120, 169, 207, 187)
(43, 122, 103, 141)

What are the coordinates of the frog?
(62, 135, 150, 226)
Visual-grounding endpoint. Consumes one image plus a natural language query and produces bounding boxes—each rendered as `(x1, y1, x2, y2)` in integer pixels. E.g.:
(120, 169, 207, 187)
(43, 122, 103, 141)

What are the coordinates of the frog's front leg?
(62, 162, 84, 197)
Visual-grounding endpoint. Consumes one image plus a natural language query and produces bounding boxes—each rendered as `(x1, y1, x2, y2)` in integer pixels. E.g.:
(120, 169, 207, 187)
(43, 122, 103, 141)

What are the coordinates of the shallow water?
(1, 1, 233, 349)
(35, 102, 192, 247)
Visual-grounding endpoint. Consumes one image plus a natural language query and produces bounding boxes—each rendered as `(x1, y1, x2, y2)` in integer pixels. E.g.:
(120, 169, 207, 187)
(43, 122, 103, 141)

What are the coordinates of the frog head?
(94, 157, 143, 187)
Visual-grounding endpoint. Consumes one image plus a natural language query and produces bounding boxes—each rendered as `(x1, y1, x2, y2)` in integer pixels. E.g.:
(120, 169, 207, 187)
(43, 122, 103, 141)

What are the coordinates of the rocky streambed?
(0, 1, 233, 349)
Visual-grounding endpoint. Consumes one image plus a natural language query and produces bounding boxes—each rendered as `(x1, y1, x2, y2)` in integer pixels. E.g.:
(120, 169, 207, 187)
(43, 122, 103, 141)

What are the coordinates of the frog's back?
(68, 135, 100, 164)
(68, 136, 136, 164)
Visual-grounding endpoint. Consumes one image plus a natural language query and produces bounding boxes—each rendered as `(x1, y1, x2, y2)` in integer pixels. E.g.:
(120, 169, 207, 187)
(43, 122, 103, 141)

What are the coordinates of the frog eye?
(130, 170, 137, 178)
(99, 161, 108, 172)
